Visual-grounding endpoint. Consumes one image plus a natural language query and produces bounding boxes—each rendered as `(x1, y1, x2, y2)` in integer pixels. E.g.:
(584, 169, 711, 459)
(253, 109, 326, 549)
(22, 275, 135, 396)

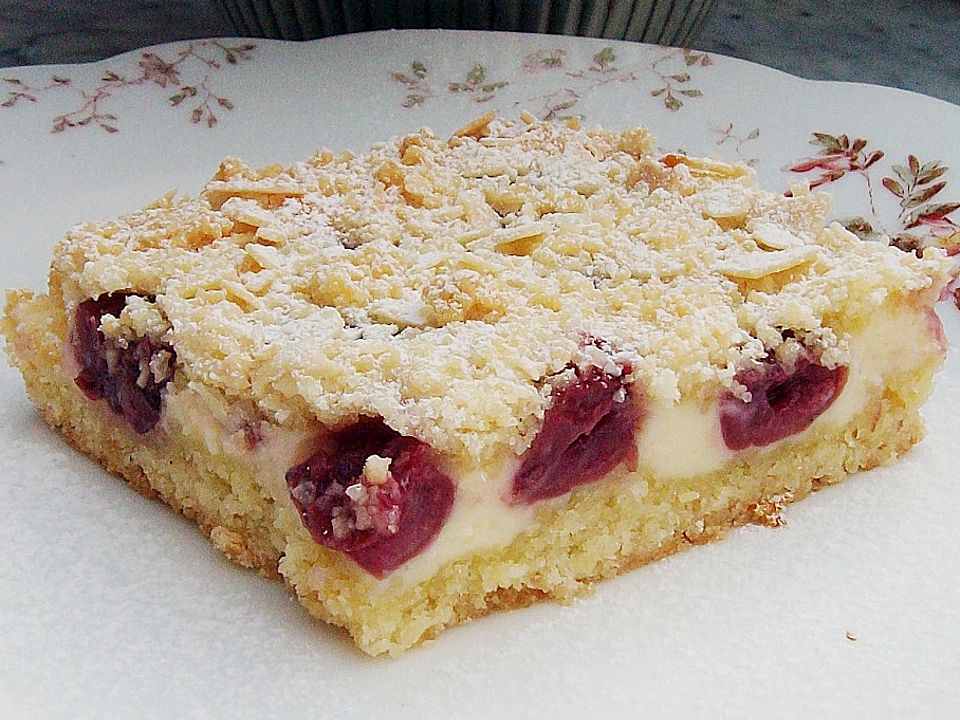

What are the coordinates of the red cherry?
(286, 419, 455, 577)
(720, 353, 847, 451)
(72, 293, 174, 434)
(509, 364, 642, 504)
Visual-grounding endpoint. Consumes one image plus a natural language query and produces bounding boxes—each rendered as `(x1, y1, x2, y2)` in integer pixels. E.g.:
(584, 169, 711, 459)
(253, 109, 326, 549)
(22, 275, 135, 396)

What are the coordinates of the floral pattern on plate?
(389, 45, 710, 118)
(787, 132, 960, 259)
(1, 40, 256, 132)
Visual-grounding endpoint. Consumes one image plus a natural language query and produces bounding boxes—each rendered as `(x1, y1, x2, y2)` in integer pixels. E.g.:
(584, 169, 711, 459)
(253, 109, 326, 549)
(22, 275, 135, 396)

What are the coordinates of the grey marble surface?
(1, 0, 958, 105)
(699, 0, 959, 106)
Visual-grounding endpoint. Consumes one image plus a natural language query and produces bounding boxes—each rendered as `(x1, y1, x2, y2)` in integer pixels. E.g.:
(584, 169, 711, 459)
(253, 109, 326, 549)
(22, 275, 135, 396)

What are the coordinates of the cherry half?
(72, 292, 174, 434)
(719, 353, 848, 451)
(509, 365, 642, 504)
(285, 418, 455, 577)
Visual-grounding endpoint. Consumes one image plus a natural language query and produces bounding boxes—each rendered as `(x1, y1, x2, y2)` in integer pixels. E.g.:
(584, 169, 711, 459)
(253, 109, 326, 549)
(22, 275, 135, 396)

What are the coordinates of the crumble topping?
(363, 454, 392, 485)
(47, 116, 954, 459)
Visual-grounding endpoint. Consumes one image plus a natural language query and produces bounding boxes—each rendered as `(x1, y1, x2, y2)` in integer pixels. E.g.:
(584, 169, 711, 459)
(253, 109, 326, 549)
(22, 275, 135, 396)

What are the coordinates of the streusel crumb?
(45, 117, 953, 459)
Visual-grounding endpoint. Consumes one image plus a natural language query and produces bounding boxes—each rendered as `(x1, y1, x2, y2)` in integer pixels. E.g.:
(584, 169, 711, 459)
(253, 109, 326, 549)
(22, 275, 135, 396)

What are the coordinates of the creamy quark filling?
(158, 385, 535, 587)
(60, 296, 944, 588)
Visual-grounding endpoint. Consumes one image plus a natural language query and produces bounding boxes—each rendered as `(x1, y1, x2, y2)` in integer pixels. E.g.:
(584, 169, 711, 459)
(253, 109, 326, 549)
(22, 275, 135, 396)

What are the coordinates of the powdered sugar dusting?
(47, 117, 954, 460)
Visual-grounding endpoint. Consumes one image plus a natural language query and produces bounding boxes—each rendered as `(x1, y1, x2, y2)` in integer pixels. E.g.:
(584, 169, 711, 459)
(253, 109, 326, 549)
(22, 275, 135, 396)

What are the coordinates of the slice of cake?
(3, 114, 953, 656)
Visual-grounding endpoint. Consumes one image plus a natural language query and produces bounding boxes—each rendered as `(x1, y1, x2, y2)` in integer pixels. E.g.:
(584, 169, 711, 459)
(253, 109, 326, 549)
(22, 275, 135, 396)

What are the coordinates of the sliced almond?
(717, 246, 818, 279)
(430, 205, 466, 222)
(749, 220, 806, 250)
(452, 111, 496, 139)
(697, 186, 751, 220)
(661, 153, 749, 179)
(457, 227, 494, 246)
(467, 221, 549, 255)
(373, 159, 405, 188)
(616, 128, 654, 158)
(403, 171, 434, 199)
(368, 297, 431, 328)
(220, 197, 276, 228)
(254, 225, 286, 244)
(245, 243, 282, 270)
(204, 180, 306, 209)
(222, 279, 263, 310)
(400, 144, 426, 166)
(461, 163, 511, 178)
(484, 188, 524, 215)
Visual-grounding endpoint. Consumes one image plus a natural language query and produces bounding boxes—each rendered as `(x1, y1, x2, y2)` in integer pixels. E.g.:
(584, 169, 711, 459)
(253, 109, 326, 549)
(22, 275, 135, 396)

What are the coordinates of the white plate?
(2, 30, 959, 719)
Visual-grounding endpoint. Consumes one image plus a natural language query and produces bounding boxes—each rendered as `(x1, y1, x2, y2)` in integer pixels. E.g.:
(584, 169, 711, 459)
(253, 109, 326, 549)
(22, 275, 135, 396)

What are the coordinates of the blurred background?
(0, 0, 957, 105)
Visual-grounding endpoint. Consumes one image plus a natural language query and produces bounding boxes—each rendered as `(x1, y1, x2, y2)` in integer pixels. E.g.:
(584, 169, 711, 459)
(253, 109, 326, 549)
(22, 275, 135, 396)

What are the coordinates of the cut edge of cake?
(2, 287, 939, 654)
